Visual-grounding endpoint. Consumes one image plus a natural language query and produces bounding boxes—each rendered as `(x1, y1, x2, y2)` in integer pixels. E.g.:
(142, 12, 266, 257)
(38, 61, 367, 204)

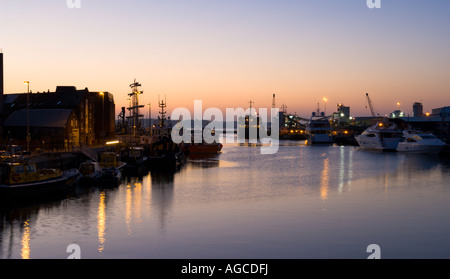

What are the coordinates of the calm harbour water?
(1, 141, 450, 259)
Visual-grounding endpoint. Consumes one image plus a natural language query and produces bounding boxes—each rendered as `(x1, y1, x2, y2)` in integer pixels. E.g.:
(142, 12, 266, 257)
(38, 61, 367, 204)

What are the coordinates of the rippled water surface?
(1, 141, 450, 259)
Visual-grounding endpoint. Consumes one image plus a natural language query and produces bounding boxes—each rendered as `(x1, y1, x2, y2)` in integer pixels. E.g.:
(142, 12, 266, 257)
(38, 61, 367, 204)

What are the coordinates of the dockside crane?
(365, 93, 379, 117)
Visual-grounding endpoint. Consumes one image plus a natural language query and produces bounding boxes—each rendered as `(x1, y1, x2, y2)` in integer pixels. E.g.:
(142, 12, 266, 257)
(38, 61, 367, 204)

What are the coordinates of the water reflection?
(150, 170, 175, 234)
(125, 178, 142, 236)
(320, 157, 329, 201)
(1, 202, 45, 259)
(0, 145, 449, 259)
(21, 220, 31, 259)
(441, 156, 450, 170)
(187, 153, 220, 168)
(97, 191, 106, 254)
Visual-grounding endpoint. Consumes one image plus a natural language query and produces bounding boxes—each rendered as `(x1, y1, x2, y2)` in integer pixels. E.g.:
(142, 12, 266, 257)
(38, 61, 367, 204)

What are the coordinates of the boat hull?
(356, 136, 400, 151)
(308, 134, 333, 144)
(188, 143, 223, 154)
(122, 158, 149, 174)
(101, 168, 122, 187)
(79, 172, 102, 185)
(397, 143, 444, 154)
(148, 153, 182, 170)
(0, 169, 80, 201)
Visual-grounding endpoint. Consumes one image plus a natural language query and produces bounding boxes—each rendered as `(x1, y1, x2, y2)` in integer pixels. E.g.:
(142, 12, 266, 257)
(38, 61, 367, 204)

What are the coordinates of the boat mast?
(127, 79, 144, 137)
(158, 95, 167, 128)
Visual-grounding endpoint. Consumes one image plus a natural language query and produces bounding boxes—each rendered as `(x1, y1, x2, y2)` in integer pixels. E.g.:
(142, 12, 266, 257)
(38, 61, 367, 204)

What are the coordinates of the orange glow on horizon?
(2, 2, 449, 119)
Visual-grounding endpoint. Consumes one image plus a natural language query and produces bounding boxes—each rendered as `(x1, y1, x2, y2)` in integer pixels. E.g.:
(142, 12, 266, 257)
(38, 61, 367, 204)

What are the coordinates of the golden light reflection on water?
(126, 183, 133, 235)
(125, 178, 146, 236)
(134, 182, 143, 225)
(21, 220, 31, 259)
(1, 145, 449, 259)
(98, 191, 106, 254)
(320, 158, 330, 201)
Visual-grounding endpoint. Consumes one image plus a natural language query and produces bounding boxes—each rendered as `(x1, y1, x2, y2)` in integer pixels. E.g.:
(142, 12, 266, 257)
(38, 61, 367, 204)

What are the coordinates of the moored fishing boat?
(0, 161, 80, 200)
(148, 137, 184, 170)
(120, 146, 149, 173)
(98, 151, 126, 170)
(79, 161, 102, 184)
(101, 167, 122, 186)
(147, 96, 185, 170)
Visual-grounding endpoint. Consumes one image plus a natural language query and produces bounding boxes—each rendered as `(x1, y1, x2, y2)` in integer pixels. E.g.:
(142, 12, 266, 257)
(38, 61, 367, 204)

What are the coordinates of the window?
(14, 165, 24, 174)
(24, 165, 36, 173)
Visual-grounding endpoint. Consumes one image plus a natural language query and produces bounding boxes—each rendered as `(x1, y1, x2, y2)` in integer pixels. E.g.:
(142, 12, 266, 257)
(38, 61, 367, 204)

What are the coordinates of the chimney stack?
(0, 50, 4, 137)
(0, 50, 4, 114)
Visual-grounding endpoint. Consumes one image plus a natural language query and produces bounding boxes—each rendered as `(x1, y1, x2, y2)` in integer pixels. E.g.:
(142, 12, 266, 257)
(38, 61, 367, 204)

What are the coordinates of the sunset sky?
(1, 0, 449, 118)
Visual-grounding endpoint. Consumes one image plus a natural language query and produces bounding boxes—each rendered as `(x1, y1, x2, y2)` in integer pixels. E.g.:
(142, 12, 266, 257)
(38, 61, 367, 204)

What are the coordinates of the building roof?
(4, 109, 72, 128)
(2, 86, 89, 113)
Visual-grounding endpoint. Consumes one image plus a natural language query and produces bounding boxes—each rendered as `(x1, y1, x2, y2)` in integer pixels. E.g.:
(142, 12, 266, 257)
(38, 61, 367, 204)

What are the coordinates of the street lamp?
(24, 81, 30, 152)
(323, 97, 328, 115)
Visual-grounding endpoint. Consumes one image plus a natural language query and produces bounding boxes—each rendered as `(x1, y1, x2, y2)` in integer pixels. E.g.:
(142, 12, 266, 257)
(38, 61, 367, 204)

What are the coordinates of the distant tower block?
(272, 94, 276, 109)
(413, 102, 424, 117)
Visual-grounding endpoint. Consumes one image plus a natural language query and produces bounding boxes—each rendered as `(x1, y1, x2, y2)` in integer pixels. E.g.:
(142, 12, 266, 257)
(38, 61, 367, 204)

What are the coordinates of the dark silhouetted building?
(92, 91, 116, 141)
(413, 102, 423, 117)
(0, 50, 4, 137)
(2, 86, 115, 150)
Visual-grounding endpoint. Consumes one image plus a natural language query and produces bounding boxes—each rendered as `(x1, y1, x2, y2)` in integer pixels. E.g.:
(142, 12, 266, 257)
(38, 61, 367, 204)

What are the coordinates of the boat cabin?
(98, 152, 121, 169)
(79, 161, 102, 176)
(120, 147, 146, 164)
(0, 162, 62, 185)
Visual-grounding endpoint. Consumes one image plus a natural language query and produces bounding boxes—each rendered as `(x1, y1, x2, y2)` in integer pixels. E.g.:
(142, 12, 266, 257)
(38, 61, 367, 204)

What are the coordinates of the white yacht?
(397, 130, 446, 154)
(356, 121, 403, 151)
(306, 112, 333, 144)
